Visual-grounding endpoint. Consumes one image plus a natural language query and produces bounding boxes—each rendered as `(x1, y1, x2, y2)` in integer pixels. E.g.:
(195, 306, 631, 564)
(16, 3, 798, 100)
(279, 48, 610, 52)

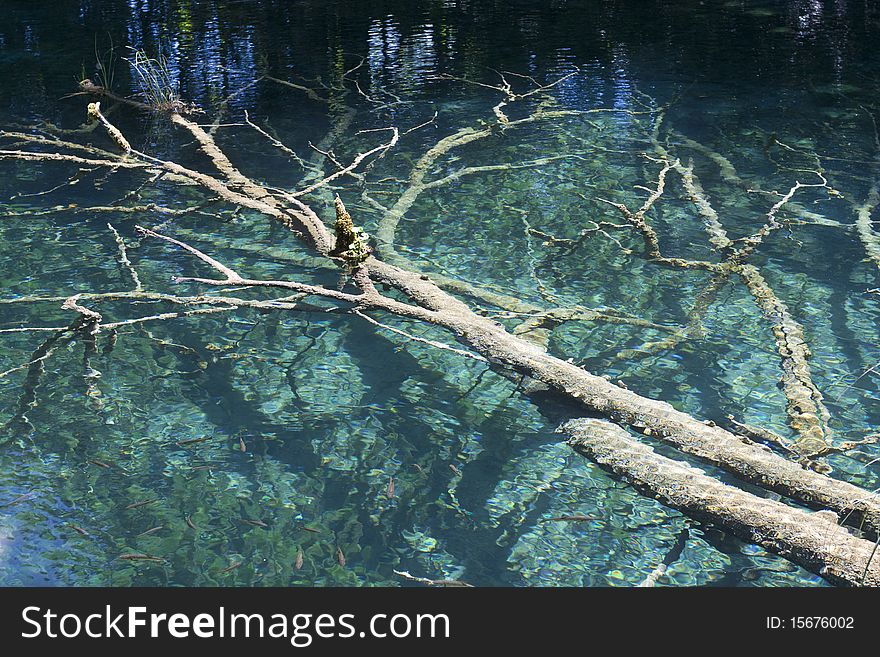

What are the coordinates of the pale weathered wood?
(563, 418, 880, 587)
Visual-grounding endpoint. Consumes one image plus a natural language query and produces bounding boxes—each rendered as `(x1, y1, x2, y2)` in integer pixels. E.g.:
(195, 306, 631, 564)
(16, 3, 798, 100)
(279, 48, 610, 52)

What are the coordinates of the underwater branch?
(3, 75, 880, 586)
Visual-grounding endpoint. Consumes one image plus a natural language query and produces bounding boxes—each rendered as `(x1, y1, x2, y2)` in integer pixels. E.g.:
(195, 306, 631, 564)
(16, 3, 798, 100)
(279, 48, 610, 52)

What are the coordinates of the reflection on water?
(0, 1, 878, 587)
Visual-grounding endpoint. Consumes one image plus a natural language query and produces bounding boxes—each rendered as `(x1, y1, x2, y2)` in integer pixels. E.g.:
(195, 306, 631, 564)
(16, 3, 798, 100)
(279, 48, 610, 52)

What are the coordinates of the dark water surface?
(0, 0, 878, 586)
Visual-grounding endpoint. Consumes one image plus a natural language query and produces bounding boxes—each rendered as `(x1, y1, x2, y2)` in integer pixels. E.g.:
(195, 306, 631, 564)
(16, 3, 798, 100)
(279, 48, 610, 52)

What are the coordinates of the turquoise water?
(0, 0, 878, 587)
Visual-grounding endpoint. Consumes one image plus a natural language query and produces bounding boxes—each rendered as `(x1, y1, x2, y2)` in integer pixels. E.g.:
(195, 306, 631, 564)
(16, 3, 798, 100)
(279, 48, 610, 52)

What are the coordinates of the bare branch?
(61, 294, 103, 333)
(242, 109, 316, 172)
(393, 569, 474, 587)
(107, 223, 142, 291)
(352, 309, 486, 362)
(87, 101, 131, 153)
(293, 127, 399, 198)
(135, 225, 242, 281)
(0, 149, 147, 169)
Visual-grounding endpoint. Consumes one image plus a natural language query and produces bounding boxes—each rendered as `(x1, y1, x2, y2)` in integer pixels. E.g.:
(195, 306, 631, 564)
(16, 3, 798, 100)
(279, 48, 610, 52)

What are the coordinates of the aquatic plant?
(94, 34, 118, 92)
(123, 47, 183, 112)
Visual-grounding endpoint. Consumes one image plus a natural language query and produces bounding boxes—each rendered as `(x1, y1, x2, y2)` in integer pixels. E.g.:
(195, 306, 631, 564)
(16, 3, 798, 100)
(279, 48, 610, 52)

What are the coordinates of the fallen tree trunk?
(369, 272, 880, 536)
(81, 80, 880, 537)
(562, 418, 880, 587)
(3, 76, 876, 584)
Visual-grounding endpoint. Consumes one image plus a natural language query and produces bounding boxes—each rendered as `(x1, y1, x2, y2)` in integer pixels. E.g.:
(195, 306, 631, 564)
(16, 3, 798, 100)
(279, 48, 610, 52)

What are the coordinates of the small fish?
(412, 464, 424, 474)
(0, 492, 35, 508)
(239, 518, 268, 528)
(175, 436, 211, 446)
(136, 526, 164, 537)
(449, 464, 461, 476)
(386, 476, 395, 499)
(301, 526, 320, 534)
(88, 459, 112, 469)
(336, 546, 346, 568)
(124, 498, 159, 510)
(69, 524, 90, 536)
(191, 465, 215, 471)
(541, 514, 596, 523)
(220, 561, 243, 574)
(118, 553, 165, 563)
(295, 549, 304, 570)
(238, 437, 247, 452)
(185, 515, 198, 530)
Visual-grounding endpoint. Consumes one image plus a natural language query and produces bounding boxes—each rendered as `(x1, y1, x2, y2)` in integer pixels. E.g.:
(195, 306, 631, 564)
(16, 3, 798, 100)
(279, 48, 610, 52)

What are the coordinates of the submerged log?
(365, 261, 880, 536)
(18, 77, 876, 582)
(562, 418, 880, 587)
(74, 79, 880, 538)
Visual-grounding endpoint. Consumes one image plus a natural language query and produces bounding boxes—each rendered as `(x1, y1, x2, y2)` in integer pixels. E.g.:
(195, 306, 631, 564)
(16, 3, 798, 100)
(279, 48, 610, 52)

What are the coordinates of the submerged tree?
(1, 55, 879, 586)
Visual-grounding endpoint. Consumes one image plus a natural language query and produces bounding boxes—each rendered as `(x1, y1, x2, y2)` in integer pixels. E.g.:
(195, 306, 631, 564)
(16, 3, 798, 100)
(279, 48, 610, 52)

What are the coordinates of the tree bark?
(563, 418, 880, 587)
(366, 258, 880, 536)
